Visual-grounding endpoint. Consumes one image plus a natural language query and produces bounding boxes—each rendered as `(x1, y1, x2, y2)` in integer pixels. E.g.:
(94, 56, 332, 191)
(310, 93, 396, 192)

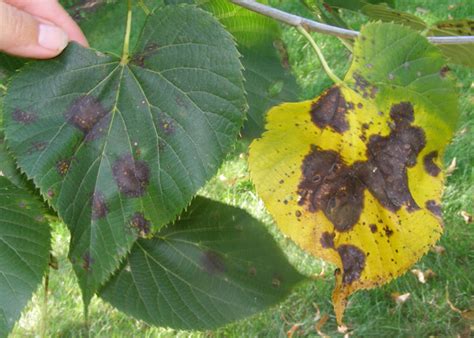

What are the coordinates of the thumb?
(0, 1, 69, 59)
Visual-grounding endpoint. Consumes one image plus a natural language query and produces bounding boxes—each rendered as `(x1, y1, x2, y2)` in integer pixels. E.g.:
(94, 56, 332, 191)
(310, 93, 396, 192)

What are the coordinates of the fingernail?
(38, 24, 68, 51)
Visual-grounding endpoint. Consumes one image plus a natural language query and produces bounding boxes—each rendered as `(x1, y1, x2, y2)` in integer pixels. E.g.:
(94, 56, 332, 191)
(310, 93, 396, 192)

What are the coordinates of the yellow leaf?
(249, 23, 458, 325)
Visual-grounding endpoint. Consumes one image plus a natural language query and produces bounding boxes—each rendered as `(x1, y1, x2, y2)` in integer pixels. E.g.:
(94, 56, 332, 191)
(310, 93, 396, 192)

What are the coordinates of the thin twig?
(297, 26, 342, 84)
(230, 0, 474, 45)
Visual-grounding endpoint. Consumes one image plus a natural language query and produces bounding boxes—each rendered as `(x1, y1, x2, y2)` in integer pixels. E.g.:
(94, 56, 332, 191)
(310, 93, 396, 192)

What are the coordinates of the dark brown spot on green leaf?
(12, 109, 37, 124)
(201, 250, 226, 275)
(56, 159, 71, 176)
(337, 244, 365, 285)
(310, 86, 349, 133)
(66, 95, 109, 134)
(112, 154, 150, 197)
(129, 212, 150, 238)
(82, 252, 94, 272)
(131, 42, 160, 67)
(91, 191, 108, 220)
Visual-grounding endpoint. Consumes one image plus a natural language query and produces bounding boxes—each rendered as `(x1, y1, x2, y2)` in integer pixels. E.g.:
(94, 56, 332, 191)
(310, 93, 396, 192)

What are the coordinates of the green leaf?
(100, 197, 305, 330)
(360, 4, 427, 30)
(0, 135, 27, 189)
(202, 0, 300, 139)
(323, 0, 395, 12)
(61, 0, 164, 56)
(4, 5, 245, 305)
(0, 54, 25, 123)
(428, 20, 474, 68)
(0, 177, 51, 336)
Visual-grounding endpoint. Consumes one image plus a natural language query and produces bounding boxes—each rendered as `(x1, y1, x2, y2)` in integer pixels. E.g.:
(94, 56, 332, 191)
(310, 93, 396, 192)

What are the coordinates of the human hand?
(0, 0, 88, 59)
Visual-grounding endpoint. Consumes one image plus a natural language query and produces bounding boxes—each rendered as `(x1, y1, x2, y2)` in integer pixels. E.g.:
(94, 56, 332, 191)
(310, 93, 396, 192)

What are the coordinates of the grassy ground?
(12, 0, 473, 337)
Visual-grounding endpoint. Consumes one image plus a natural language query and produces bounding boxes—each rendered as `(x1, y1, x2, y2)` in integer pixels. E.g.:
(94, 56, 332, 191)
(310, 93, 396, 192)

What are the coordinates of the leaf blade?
(0, 177, 51, 336)
(4, 5, 245, 305)
(100, 197, 305, 330)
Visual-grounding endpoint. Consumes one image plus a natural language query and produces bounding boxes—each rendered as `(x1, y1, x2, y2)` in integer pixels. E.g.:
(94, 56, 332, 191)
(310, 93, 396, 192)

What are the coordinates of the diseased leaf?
(0, 177, 51, 336)
(4, 5, 245, 305)
(201, 0, 299, 139)
(360, 3, 427, 30)
(100, 197, 305, 330)
(428, 20, 474, 67)
(323, 0, 395, 12)
(330, 2, 473, 68)
(249, 23, 458, 324)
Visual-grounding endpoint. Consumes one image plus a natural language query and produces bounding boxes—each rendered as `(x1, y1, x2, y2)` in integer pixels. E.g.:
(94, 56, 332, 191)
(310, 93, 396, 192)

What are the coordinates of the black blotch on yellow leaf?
(201, 250, 226, 275)
(298, 146, 364, 232)
(352, 73, 378, 99)
(383, 225, 394, 237)
(337, 244, 366, 285)
(112, 154, 150, 197)
(12, 109, 37, 124)
(369, 223, 378, 233)
(423, 151, 441, 177)
(354, 102, 425, 212)
(91, 191, 108, 220)
(131, 42, 160, 67)
(129, 212, 150, 238)
(299, 102, 426, 231)
(310, 86, 349, 133)
(426, 200, 442, 218)
(320, 231, 335, 248)
(66, 95, 109, 135)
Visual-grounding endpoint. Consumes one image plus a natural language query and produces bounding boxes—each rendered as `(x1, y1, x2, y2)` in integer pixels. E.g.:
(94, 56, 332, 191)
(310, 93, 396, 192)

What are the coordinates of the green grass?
(11, 0, 473, 336)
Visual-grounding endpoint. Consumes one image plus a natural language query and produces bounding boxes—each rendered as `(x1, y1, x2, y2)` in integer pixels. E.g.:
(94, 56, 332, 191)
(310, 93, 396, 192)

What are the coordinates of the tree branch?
(230, 0, 474, 45)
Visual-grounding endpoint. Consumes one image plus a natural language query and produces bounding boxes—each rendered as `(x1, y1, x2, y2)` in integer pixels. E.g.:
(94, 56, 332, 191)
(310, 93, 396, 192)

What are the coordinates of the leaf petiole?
(121, 0, 133, 64)
(297, 25, 342, 84)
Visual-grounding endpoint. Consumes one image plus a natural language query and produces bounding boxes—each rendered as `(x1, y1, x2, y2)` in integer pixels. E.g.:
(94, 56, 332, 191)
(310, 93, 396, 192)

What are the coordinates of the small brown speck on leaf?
(129, 212, 151, 237)
(56, 159, 71, 176)
(12, 109, 37, 124)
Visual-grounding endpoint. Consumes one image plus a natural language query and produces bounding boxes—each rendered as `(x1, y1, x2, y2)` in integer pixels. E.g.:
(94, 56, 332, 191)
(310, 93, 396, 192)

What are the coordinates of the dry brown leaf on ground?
(411, 268, 436, 283)
(391, 292, 411, 305)
(445, 157, 457, 176)
(460, 211, 473, 224)
(315, 314, 330, 337)
(431, 245, 446, 254)
(287, 323, 303, 338)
